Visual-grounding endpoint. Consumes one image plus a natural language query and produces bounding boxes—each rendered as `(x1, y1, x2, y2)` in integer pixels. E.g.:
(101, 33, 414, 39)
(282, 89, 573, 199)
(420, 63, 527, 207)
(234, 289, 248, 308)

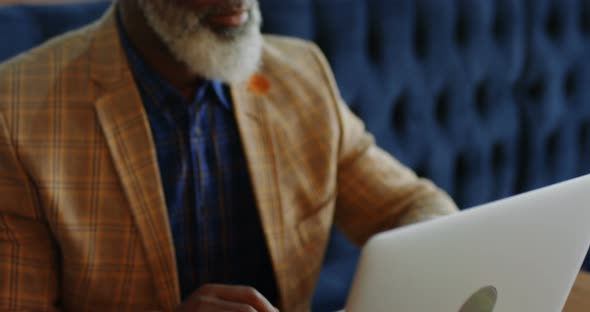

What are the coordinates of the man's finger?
(198, 284, 278, 312)
(196, 295, 257, 312)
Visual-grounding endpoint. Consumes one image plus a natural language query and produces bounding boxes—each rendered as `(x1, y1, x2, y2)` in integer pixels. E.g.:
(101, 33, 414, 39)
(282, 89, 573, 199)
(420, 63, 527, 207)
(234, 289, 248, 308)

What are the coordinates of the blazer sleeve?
(0, 113, 61, 311)
(307, 44, 459, 246)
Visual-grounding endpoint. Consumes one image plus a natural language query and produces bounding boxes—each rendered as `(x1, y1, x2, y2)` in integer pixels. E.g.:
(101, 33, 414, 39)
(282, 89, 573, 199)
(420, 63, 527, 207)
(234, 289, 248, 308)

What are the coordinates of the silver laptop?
(345, 174, 590, 311)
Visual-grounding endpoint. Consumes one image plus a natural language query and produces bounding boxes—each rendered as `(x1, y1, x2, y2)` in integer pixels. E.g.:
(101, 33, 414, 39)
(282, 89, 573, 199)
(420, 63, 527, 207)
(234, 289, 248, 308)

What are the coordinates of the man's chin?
(179, 32, 263, 84)
(139, 0, 264, 84)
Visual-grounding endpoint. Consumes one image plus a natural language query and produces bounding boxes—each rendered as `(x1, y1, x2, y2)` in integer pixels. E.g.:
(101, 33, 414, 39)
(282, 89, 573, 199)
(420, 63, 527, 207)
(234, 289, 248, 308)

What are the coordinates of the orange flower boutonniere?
(247, 74, 271, 95)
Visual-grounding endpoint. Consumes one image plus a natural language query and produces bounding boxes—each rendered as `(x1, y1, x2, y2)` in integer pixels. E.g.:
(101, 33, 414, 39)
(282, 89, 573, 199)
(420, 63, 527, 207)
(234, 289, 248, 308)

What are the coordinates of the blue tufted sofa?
(1, 0, 590, 311)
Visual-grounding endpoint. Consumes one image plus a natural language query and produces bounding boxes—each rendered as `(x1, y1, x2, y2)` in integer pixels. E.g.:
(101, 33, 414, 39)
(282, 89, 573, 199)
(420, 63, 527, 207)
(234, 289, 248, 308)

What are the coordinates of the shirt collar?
(115, 10, 232, 112)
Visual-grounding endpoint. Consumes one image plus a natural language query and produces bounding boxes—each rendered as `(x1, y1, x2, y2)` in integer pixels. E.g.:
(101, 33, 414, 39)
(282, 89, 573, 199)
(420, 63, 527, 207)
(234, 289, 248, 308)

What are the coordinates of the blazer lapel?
(89, 7, 180, 310)
(231, 77, 288, 305)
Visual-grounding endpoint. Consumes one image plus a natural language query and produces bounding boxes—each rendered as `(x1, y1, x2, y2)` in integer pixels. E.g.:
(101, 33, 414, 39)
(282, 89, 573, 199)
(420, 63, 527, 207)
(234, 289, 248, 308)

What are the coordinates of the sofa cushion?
(0, 2, 108, 60)
(518, 0, 590, 191)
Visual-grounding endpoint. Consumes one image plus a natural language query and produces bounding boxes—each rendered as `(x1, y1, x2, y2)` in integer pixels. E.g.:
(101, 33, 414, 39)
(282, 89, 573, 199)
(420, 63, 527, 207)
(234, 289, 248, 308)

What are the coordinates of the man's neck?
(117, 0, 202, 101)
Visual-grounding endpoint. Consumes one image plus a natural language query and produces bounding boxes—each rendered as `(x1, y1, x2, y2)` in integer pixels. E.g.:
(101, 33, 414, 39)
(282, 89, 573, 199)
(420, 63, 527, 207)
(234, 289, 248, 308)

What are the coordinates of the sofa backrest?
(0, 1, 107, 61)
(2, 0, 589, 207)
(261, 0, 590, 208)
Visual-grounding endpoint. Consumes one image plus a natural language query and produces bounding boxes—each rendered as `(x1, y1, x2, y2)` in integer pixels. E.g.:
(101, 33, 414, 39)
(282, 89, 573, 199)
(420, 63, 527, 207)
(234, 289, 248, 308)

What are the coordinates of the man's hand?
(175, 284, 279, 312)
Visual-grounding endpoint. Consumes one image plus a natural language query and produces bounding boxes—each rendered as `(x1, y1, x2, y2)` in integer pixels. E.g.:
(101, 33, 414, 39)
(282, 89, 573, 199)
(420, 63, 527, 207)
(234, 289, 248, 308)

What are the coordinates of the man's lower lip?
(207, 11, 249, 27)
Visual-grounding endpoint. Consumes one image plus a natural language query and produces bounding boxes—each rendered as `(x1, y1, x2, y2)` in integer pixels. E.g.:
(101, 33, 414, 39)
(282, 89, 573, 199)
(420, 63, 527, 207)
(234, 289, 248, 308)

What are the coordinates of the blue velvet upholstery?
(1, 1, 590, 311)
(518, 0, 590, 192)
(0, 2, 106, 60)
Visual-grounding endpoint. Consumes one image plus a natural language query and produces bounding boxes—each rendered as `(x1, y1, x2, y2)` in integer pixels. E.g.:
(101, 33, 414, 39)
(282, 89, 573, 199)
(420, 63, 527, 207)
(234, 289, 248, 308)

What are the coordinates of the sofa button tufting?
(563, 67, 578, 101)
(492, 142, 508, 198)
(475, 81, 491, 119)
(581, 5, 590, 37)
(492, 142, 507, 174)
(414, 18, 429, 61)
(454, 153, 470, 202)
(580, 122, 590, 175)
(579, 122, 590, 153)
(392, 92, 409, 133)
(413, 162, 428, 179)
(368, 25, 383, 63)
(350, 104, 362, 118)
(545, 7, 564, 42)
(527, 79, 546, 102)
(546, 130, 560, 171)
(493, 12, 510, 43)
(435, 88, 451, 128)
(455, 15, 470, 49)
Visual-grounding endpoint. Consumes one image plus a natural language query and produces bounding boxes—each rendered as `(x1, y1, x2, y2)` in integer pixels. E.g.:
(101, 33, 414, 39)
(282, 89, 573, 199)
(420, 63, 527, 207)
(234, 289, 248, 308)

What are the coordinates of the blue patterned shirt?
(116, 16, 278, 303)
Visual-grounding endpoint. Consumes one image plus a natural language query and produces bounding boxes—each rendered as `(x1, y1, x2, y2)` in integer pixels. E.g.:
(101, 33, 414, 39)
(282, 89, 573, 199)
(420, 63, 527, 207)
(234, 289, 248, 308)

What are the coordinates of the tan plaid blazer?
(0, 6, 457, 312)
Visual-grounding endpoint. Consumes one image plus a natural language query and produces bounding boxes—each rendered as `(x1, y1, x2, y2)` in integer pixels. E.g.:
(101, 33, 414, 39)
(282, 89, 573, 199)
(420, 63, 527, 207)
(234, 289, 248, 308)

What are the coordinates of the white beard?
(137, 0, 263, 84)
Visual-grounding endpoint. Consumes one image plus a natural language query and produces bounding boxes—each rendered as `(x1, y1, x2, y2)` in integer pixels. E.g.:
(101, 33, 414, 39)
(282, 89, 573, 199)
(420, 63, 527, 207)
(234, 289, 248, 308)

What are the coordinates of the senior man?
(0, 0, 458, 311)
